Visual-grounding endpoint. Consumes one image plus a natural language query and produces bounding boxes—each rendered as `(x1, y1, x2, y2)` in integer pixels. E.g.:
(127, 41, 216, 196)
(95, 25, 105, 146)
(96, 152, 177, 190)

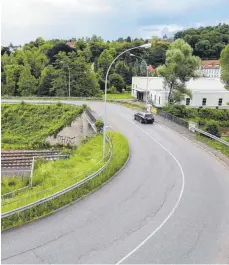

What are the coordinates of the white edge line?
(116, 115, 185, 264)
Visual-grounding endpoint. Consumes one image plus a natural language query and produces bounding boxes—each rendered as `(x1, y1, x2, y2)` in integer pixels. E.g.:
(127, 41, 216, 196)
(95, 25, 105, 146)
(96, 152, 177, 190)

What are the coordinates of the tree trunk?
(168, 85, 172, 103)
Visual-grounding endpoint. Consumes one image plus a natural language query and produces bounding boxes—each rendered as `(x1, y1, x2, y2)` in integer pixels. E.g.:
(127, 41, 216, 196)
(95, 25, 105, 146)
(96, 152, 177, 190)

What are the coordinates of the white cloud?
(140, 24, 185, 38)
(1, 0, 228, 45)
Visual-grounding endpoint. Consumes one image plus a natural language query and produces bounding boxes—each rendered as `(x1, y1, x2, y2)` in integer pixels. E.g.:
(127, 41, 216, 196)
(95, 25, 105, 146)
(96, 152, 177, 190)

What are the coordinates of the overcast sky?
(1, 0, 229, 46)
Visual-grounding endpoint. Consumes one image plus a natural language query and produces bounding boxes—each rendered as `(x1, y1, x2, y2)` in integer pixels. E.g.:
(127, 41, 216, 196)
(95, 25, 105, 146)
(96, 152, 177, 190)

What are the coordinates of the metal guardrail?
(1, 186, 30, 200)
(156, 110, 229, 147)
(157, 110, 189, 128)
(85, 108, 96, 123)
(195, 128, 229, 147)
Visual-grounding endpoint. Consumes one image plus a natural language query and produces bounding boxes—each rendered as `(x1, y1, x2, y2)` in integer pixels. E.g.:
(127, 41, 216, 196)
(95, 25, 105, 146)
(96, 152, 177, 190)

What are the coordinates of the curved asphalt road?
(2, 100, 229, 264)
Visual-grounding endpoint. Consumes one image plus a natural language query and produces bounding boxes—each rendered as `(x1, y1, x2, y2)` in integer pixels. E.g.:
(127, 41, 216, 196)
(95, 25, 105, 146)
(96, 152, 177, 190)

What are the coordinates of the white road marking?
(116, 115, 185, 264)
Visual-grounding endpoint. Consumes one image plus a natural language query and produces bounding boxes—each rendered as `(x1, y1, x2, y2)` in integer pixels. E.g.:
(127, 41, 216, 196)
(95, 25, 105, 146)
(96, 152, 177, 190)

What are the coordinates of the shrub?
(198, 108, 229, 121)
(198, 119, 206, 126)
(95, 120, 104, 133)
(56, 101, 62, 107)
(125, 85, 131, 91)
(162, 105, 192, 118)
(107, 86, 118, 94)
(219, 121, 229, 127)
(82, 104, 87, 110)
(205, 122, 221, 138)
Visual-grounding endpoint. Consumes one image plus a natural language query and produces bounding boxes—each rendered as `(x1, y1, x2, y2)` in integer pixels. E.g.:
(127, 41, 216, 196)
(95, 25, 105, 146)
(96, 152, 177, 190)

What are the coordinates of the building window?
(154, 95, 156, 102)
(202, 98, 207, 106)
(218, 98, 223, 106)
(159, 96, 160, 105)
(186, 98, 190, 106)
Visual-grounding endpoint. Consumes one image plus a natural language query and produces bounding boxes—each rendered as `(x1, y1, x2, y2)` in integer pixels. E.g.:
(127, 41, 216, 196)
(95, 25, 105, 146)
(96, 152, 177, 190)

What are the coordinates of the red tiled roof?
(148, 65, 156, 73)
(66, 41, 76, 48)
(202, 60, 220, 67)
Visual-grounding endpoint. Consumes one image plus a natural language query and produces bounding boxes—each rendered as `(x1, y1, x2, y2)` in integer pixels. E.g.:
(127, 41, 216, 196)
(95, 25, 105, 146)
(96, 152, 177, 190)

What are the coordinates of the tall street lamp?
(60, 61, 71, 98)
(103, 43, 151, 158)
(130, 53, 149, 109)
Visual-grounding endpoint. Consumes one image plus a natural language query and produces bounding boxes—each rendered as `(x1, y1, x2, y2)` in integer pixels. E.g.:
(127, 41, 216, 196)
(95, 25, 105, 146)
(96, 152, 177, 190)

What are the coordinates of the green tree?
(147, 42, 170, 67)
(54, 51, 100, 97)
(213, 43, 226, 58)
(195, 40, 211, 57)
(37, 65, 56, 96)
(157, 39, 201, 103)
(35, 37, 45, 47)
(220, 44, 229, 89)
(115, 61, 132, 87)
(51, 69, 67, 96)
(206, 122, 221, 138)
(89, 40, 107, 61)
(82, 46, 92, 63)
(175, 24, 229, 59)
(3, 64, 24, 96)
(98, 49, 114, 79)
(109, 73, 125, 93)
(18, 65, 37, 96)
(74, 40, 87, 51)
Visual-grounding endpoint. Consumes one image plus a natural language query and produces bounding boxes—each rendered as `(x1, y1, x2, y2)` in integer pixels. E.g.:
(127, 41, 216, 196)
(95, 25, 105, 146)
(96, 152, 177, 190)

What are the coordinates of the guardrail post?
(30, 156, 35, 187)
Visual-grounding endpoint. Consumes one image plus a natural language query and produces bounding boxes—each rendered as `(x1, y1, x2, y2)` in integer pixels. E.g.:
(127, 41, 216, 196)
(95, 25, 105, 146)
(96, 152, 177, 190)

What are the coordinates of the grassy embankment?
(103, 91, 133, 99)
(1, 102, 83, 150)
(2, 132, 129, 230)
(196, 135, 229, 157)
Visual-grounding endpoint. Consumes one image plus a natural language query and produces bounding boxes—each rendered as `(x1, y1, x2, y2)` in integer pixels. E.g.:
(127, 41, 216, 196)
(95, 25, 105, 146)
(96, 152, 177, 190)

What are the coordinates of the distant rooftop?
(202, 60, 220, 69)
(66, 41, 76, 48)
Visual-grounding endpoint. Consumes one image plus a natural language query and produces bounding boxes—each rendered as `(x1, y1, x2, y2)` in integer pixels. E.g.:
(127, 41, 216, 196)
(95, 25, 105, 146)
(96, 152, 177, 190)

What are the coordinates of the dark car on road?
(134, 112, 154, 124)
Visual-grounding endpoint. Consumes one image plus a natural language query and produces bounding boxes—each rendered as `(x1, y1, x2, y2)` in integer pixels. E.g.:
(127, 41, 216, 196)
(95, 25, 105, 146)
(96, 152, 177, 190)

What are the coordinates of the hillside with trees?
(174, 23, 229, 59)
(1, 36, 168, 97)
(2, 23, 229, 97)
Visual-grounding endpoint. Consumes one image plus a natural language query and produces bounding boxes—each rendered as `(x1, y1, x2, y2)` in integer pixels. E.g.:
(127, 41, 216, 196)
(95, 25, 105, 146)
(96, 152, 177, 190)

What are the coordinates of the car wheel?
(140, 119, 143, 124)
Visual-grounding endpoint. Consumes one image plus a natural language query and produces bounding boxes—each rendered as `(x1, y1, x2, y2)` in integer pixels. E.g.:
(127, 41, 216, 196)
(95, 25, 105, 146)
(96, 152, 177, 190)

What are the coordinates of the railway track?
(1, 150, 69, 172)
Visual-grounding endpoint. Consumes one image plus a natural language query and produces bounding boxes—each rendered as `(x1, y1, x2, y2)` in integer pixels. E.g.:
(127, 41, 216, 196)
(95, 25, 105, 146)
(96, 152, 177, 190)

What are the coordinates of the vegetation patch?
(2, 132, 129, 231)
(2, 134, 105, 213)
(1, 102, 83, 149)
(196, 135, 229, 158)
(1, 176, 29, 196)
(103, 91, 133, 99)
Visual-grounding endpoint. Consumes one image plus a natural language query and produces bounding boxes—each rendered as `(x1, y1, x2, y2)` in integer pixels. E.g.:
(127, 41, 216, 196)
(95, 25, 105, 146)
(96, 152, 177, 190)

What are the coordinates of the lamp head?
(140, 43, 151, 49)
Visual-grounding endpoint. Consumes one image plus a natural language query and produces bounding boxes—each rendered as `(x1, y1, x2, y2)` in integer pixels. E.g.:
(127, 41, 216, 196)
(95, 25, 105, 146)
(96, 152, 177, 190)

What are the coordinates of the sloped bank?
(2, 132, 129, 231)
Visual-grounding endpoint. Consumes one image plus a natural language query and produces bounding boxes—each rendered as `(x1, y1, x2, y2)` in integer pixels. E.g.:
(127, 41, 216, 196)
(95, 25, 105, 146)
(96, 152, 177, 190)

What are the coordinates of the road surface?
(2, 100, 229, 264)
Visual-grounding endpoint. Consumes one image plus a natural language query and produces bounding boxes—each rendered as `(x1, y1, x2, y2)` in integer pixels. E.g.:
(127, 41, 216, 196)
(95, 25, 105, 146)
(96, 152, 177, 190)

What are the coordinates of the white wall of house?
(182, 92, 229, 107)
(201, 67, 221, 78)
(132, 77, 229, 108)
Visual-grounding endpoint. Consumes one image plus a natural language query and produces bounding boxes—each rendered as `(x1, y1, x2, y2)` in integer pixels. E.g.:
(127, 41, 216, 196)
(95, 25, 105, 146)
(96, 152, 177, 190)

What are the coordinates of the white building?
(196, 60, 221, 79)
(131, 77, 229, 108)
(201, 66, 221, 79)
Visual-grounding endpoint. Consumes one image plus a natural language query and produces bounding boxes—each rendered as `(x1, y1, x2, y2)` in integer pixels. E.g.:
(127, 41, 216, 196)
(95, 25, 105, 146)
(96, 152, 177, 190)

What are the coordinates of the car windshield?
(145, 114, 153, 118)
